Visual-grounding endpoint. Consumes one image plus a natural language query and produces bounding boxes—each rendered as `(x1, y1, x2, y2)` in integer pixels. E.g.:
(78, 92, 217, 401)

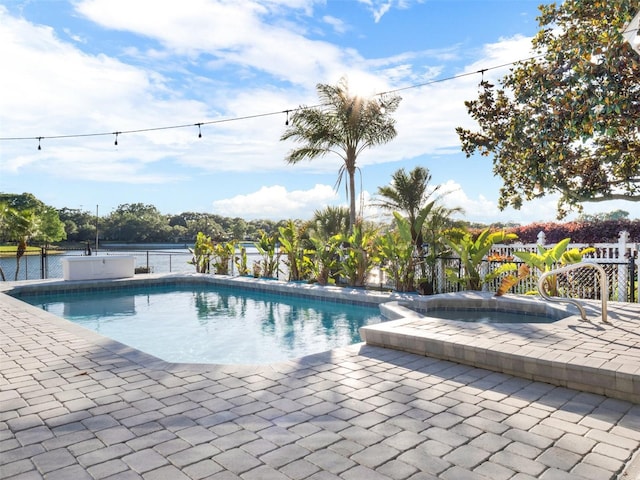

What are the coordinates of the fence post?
(630, 254, 637, 303)
(41, 247, 46, 280)
(536, 231, 546, 248)
(618, 231, 629, 301)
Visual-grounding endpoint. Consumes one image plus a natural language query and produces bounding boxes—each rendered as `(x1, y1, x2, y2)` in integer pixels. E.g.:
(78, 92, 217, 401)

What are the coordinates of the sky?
(1, 0, 638, 225)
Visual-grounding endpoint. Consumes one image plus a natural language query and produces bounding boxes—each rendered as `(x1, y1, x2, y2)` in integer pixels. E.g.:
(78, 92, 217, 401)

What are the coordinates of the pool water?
(423, 308, 558, 324)
(19, 284, 383, 364)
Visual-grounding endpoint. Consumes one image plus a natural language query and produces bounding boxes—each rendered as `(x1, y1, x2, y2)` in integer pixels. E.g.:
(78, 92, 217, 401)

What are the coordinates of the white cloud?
(75, 0, 357, 86)
(438, 180, 564, 225)
(322, 15, 349, 34)
(357, 0, 393, 23)
(206, 181, 569, 225)
(211, 184, 340, 219)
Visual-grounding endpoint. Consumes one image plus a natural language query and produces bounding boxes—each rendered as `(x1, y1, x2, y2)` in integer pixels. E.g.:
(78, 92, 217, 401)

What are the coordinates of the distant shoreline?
(100, 243, 191, 250)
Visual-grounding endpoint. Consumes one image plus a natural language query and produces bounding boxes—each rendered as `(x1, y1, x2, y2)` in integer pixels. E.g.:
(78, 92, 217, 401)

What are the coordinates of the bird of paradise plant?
(254, 230, 280, 278)
(445, 228, 518, 290)
(188, 232, 214, 273)
(334, 223, 380, 287)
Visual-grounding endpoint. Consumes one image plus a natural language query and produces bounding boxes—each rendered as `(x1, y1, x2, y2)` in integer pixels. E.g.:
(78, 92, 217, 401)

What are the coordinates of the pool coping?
(2, 273, 639, 403)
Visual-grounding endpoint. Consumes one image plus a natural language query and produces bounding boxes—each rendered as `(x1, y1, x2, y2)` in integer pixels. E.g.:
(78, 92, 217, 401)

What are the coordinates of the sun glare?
(342, 72, 388, 100)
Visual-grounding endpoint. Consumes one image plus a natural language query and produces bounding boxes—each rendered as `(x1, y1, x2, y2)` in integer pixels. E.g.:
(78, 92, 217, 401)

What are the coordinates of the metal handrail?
(537, 262, 609, 323)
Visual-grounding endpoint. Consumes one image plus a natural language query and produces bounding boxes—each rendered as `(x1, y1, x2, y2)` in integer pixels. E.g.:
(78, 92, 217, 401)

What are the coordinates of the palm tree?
(281, 78, 401, 233)
(308, 206, 350, 285)
(310, 206, 350, 240)
(0, 202, 10, 281)
(5, 208, 40, 281)
(374, 166, 440, 247)
(375, 166, 464, 292)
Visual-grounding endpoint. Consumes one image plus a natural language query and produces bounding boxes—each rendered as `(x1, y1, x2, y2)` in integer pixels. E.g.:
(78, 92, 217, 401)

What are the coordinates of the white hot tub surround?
(62, 256, 135, 281)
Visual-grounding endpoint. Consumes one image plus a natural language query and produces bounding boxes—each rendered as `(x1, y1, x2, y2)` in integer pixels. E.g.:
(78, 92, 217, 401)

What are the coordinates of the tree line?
(1, 191, 637, 248)
(0, 193, 288, 245)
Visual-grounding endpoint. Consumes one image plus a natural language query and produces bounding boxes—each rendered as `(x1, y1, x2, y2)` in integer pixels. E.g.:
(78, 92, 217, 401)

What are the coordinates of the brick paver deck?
(1, 279, 639, 479)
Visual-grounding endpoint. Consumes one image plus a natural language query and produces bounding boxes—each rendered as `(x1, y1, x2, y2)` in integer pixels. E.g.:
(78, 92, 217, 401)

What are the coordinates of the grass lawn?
(0, 245, 45, 258)
(0, 246, 41, 253)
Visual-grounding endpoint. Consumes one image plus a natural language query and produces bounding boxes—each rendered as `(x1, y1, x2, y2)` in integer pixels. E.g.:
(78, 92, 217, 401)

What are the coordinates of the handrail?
(537, 262, 609, 323)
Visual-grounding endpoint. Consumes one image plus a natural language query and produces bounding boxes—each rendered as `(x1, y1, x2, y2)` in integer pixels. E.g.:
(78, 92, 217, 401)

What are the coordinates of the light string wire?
(1, 47, 631, 146)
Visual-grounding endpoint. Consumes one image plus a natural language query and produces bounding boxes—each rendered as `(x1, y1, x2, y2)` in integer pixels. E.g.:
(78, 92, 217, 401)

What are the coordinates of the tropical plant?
(377, 212, 422, 292)
(308, 206, 350, 284)
(419, 204, 464, 294)
(496, 238, 596, 296)
(456, 0, 640, 218)
(278, 220, 313, 282)
(211, 241, 236, 275)
(374, 166, 440, 247)
(254, 230, 280, 278)
(335, 223, 380, 287)
(311, 206, 350, 240)
(281, 77, 401, 232)
(445, 228, 518, 290)
(375, 166, 465, 291)
(308, 233, 341, 286)
(235, 246, 250, 276)
(188, 232, 214, 273)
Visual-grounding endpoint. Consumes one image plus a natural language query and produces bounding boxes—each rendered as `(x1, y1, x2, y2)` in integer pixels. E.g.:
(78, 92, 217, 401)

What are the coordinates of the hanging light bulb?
(37, 137, 42, 150)
(378, 99, 386, 114)
(285, 110, 290, 126)
(196, 123, 202, 138)
(114, 132, 119, 146)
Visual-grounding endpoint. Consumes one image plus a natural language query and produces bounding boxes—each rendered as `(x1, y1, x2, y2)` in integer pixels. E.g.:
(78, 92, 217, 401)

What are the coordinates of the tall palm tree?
(374, 166, 440, 247)
(281, 78, 401, 233)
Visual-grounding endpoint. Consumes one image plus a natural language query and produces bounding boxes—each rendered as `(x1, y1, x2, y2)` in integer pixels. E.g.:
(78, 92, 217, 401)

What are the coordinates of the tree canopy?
(457, 0, 640, 218)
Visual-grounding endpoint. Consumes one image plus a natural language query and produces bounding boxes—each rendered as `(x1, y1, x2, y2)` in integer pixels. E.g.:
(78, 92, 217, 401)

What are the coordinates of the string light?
(0, 55, 545, 147)
(479, 68, 487, 84)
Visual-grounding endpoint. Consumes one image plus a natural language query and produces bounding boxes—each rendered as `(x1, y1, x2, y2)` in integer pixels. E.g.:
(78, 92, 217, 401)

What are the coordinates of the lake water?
(0, 247, 270, 281)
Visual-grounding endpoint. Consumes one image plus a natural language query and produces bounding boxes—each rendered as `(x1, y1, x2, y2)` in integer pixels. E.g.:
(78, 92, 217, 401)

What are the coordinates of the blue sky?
(2, 0, 638, 223)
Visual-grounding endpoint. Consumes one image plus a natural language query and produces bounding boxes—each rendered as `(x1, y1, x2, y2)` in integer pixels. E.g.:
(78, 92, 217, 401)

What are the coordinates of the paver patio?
(1, 279, 639, 479)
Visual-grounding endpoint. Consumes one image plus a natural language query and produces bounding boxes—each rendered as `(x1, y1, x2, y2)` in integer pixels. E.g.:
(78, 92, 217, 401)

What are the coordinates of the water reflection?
(19, 284, 382, 364)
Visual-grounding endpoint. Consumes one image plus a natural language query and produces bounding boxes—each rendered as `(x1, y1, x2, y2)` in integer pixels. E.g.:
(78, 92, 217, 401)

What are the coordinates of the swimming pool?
(16, 282, 384, 364)
(378, 291, 573, 325)
(418, 308, 559, 323)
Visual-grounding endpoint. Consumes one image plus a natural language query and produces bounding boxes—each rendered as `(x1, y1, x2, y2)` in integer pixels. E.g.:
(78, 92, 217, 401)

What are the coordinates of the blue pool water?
(423, 308, 560, 324)
(18, 284, 383, 364)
